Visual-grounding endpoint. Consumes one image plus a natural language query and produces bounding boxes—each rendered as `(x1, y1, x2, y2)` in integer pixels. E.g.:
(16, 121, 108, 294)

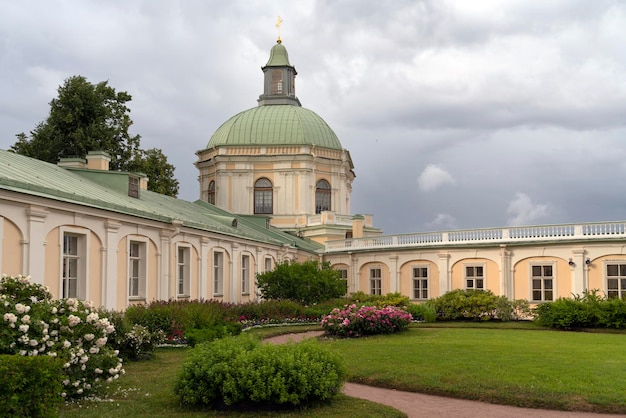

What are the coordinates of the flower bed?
(321, 304, 413, 337)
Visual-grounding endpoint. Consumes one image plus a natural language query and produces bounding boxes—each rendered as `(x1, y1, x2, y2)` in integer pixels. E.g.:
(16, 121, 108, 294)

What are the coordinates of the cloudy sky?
(1, 1, 625, 235)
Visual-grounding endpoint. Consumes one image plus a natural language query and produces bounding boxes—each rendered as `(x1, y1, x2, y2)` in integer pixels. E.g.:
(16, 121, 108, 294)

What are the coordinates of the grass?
(58, 345, 404, 418)
(58, 324, 626, 416)
(320, 326, 626, 414)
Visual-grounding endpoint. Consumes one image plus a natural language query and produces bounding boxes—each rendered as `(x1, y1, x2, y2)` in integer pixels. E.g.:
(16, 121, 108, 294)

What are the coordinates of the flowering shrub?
(321, 304, 413, 337)
(0, 274, 124, 398)
(105, 309, 165, 359)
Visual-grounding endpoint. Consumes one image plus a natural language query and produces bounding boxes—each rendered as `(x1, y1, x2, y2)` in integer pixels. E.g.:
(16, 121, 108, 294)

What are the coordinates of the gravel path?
(264, 331, 625, 418)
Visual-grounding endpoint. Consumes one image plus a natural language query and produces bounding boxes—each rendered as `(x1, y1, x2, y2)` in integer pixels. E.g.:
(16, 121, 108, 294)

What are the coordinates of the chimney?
(58, 157, 86, 168)
(139, 174, 149, 190)
(352, 215, 365, 239)
(86, 151, 111, 171)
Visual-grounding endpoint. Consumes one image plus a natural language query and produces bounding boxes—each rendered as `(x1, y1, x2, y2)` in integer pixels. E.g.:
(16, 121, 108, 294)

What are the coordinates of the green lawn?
(321, 327, 626, 414)
(58, 346, 404, 418)
(58, 325, 626, 416)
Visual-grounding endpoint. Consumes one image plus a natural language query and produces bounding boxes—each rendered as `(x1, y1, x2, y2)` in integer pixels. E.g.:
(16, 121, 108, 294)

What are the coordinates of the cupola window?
(208, 180, 216, 205)
(254, 178, 273, 214)
(315, 179, 331, 213)
(271, 70, 283, 95)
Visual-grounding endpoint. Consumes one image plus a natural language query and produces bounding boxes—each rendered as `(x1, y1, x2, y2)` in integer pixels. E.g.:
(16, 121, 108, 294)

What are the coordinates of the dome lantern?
(258, 41, 301, 106)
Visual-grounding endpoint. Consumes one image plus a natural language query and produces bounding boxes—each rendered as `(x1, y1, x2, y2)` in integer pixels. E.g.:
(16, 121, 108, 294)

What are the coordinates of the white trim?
(175, 244, 191, 297)
(529, 261, 556, 302)
(463, 263, 486, 291)
(127, 237, 149, 302)
(411, 264, 430, 300)
(59, 226, 89, 301)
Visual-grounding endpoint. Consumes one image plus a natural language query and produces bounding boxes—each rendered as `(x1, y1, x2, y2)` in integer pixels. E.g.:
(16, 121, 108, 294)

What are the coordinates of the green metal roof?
(206, 105, 342, 150)
(0, 150, 323, 253)
(264, 42, 291, 67)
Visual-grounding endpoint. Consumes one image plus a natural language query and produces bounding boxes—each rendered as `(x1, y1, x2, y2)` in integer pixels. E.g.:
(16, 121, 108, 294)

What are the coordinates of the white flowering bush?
(0, 274, 124, 398)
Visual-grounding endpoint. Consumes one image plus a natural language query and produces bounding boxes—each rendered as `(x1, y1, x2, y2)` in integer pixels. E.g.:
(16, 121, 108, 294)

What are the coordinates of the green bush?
(174, 335, 346, 408)
(124, 300, 231, 342)
(533, 290, 626, 329)
(404, 303, 436, 322)
(104, 309, 165, 360)
(185, 323, 242, 347)
(431, 289, 524, 321)
(256, 260, 347, 305)
(0, 355, 63, 417)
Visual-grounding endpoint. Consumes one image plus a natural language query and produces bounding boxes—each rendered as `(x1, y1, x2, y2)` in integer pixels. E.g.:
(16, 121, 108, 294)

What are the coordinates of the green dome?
(206, 105, 342, 150)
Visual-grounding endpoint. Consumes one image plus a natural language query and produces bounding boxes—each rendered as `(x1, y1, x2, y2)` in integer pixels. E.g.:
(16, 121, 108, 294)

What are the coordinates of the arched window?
(254, 178, 273, 214)
(315, 179, 331, 214)
(271, 70, 283, 95)
(208, 180, 216, 205)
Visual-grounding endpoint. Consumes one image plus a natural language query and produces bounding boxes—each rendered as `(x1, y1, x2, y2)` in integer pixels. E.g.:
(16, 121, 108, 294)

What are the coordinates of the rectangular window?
(465, 265, 484, 290)
(63, 234, 79, 299)
(370, 268, 382, 295)
(531, 265, 554, 301)
(264, 257, 272, 273)
(61, 231, 87, 300)
(213, 251, 224, 295)
(177, 246, 190, 297)
(412, 266, 429, 299)
(241, 255, 250, 295)
(606, 262, 626, 299)
(128, 241, 146, 299)
(336, 268, 348, 295)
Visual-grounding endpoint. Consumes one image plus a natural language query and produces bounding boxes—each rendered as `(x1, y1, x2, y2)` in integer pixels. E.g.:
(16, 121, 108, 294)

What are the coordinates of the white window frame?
(264, 257, 273, 273)
(370, 267, 382, 295)
(60, 227, 88, 300)
(241, 254, 251, 295)
(464, 264, 485, 290)
(412, 265, 429, 300)
(213, 251, 224, 296)
(128, 238, 147, 300)
(530, 262, 555, 302)
(176, 245, 190, 297)
(605, 261, 626, 299)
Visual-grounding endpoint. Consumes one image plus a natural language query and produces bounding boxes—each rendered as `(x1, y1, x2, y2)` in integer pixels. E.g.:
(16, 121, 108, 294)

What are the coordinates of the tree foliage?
(12, 75, 179, 196)
(256, 260, 347, 305)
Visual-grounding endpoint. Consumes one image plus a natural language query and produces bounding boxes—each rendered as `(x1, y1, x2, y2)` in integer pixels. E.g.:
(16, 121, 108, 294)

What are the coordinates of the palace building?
(2, 38, 626, 310)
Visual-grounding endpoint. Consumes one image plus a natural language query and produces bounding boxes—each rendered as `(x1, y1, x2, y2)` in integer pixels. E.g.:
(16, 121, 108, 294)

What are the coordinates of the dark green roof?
(0, 150, 322, 253)
(264, 42, 291, 67)
(206, 105, 342, 150)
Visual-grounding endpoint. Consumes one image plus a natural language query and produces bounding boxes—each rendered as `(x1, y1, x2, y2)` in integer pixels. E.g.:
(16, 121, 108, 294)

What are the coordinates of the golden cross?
(275, 16, 283, 42)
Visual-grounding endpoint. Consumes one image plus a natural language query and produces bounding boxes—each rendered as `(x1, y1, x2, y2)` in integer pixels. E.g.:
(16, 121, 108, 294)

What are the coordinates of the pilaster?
(25, 206, 49, 284)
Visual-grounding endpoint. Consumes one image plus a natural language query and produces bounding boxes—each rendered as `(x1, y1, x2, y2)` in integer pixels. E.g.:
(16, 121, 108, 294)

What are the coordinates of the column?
(389, 256, 399, 293)
(500, 245, 512, 299)
(437, 252, 451, 296)
(103, 220, 120, 310)
(572, 248, 586, 295)
(199, 237, 210, 299)
(25, 206, 49, 284)
(159, 231, 172, 300)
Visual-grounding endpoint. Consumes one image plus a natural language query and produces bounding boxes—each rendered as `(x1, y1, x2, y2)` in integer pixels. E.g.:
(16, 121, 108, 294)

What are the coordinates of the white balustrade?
(324, 221, 626, 252)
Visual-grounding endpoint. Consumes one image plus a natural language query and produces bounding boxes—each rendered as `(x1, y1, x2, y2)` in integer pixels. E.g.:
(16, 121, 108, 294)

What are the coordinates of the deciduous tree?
(12, 75, 179, 196)
(256, 260, 347, 305)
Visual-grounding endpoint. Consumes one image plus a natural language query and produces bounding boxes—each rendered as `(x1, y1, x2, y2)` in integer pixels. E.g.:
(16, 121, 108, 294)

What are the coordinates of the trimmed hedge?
(174, 334, 346, 408)
(0, 355, 63, 417)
